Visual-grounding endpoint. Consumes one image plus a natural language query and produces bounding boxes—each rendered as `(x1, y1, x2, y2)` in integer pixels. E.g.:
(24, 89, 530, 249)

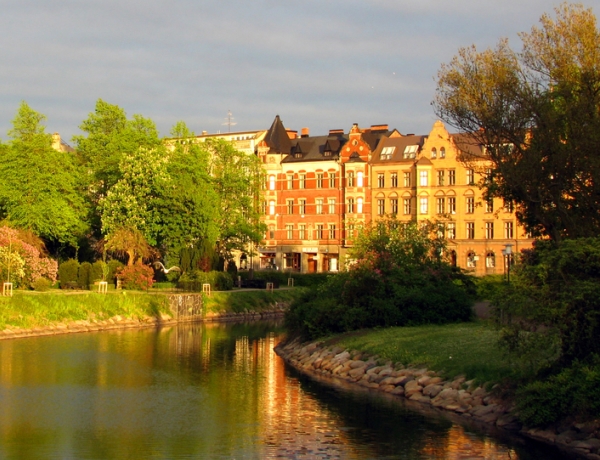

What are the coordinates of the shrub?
(78, 262, 92, 289)
(177, 270, 233, 291)
(32, 277, 52, 291)
(91, 261, 107, 283)
(58, 259, 79, 289)
(117, 263, 155, 290)
(107, 260, 124, 284)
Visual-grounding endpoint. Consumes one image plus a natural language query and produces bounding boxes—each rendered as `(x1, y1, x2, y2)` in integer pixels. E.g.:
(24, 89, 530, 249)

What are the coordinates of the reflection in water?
(0, 323, 572, 459)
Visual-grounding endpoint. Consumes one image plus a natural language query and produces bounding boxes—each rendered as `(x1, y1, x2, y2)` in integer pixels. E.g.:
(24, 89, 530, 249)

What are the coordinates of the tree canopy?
(434, 3, 600, 241)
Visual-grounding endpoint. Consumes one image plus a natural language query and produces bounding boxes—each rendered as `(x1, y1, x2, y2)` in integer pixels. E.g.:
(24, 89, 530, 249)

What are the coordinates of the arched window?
(269, 175, 276, 190)
(486, 251, 495, 268)
(269, 200, 275, 215)
(431, 148, 437, 159)
(467, 251, 477, 268)
(357, 171, 364, 187)
(440, 147, 446, 158)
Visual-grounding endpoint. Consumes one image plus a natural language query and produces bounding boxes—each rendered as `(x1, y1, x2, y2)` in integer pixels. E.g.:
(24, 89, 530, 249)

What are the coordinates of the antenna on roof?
(222, 110, 237, 132)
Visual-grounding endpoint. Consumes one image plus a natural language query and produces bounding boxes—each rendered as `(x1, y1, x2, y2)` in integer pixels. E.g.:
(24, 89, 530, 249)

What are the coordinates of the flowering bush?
(117, 263, 155, 290)
(0, 226, 57, 287)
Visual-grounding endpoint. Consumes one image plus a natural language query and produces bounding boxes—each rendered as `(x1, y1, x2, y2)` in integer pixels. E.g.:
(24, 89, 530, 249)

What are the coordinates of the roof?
(282, 132, 348, 163)
(370, 134, 427, 164)
(263, 115, 292, 154)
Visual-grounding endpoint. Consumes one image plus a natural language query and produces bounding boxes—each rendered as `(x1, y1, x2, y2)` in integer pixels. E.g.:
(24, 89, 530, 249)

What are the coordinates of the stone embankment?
(0, 302, 288, 340)
(275, 337, 600, 460)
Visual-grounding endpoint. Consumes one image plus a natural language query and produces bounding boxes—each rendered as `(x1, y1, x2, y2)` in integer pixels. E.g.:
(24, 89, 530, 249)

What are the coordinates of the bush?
(58, 259, 79, 289)
(32, 277, 52, 291)
(117, 264, 155, 290)
(177, 270, 233, 291)
(78, 262, 92, 289)
(91, 261, 106, 283)
(239, 271, 329, 288)
(107, 260, 124, 284)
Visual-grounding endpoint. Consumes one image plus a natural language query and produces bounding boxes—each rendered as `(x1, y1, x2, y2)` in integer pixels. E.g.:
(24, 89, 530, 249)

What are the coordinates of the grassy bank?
(327, 321, 514, 387)
(0, 288, 304, 331)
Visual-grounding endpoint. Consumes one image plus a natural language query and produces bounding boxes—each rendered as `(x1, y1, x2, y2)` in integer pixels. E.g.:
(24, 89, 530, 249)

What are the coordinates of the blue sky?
(0, 0, 594, 143)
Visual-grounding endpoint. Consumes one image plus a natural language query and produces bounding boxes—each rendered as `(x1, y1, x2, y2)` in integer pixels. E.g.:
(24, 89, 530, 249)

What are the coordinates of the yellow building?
(370, 120, 533, 275)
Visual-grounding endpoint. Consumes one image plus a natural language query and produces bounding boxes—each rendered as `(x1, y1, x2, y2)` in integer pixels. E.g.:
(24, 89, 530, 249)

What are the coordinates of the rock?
(404, 380, 423, 397)
(349, 360, 366, 369)
(423, 384, 443, 398)
(348, 367, 366, 380)
(390, 386, 405, 396)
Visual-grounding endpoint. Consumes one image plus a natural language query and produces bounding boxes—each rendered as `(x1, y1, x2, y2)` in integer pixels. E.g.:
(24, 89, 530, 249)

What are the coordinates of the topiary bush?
(117, 263, 155, 290)
(58, 259, 79, 289)
(78, 262, 92, 289)
(32, 277, 52, 292)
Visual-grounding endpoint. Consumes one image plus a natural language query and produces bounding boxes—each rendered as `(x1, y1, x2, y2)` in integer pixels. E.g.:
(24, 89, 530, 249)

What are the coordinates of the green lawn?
(331, 321, 515, 387)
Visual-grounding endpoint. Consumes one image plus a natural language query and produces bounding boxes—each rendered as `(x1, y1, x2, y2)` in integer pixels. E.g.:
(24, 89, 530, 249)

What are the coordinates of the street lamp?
(503, 243, 513, 283)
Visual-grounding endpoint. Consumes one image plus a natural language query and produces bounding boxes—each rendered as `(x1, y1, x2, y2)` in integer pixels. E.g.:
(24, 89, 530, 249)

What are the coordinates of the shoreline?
(275, 336, 600, 460)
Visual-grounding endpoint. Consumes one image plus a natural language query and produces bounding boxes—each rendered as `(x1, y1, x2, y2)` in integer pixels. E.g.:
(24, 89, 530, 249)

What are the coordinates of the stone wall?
(275, 337, 600, 459)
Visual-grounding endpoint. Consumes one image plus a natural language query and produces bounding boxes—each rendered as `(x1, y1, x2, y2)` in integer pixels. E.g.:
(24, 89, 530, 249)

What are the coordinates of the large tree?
(434, 3, 600, 241)
(0, 102, 86, 248)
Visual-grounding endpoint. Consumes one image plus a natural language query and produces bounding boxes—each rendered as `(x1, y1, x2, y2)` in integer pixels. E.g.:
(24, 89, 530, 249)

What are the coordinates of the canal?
(0, 322, 573, 459)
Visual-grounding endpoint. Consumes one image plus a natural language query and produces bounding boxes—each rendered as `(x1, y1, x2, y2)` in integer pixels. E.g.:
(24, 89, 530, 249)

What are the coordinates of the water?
(0, 322, 574, 459)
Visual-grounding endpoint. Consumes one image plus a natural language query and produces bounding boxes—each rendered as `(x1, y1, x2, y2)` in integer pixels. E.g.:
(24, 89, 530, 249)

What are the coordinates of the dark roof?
(282, 132, 348, 163)
(263, 115, 292, 154)
(370, 134, 427, 163)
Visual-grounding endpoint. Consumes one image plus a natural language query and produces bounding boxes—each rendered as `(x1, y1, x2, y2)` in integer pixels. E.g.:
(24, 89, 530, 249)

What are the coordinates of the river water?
(0, 322, 573, 459)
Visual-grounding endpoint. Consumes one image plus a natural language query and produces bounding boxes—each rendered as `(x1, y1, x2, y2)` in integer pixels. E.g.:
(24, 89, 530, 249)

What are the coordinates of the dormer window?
(381, 146, 395, 160)
(294, 153, 302, 159)
(324, 151, 331, 157)
(403, 145, 418, 159)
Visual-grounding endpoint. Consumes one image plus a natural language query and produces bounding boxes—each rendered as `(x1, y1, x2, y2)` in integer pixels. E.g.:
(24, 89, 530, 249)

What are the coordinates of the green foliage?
(58, 259, 79, 289)
(177, 270, 233, 291)
(117, 263, 155, 290)
(239, 271, 330, 288)
(91, 261, 106, 282)
(286, 219, 474, 339)
(516, 359, 600, 427)
(107, 260, 124, 284)
(32, 277, 52, 292)
(435, 4, 600, 241)
(78, 262, 92, 289)
(0, 102, 86, 247)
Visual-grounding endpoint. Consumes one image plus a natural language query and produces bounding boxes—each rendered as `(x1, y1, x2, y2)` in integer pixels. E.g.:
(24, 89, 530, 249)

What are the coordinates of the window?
(287, 199, 294, 215)
(466, 169, 474, 185)
(486, 252, 495, 268)
(466, 197, 475, 213)
(437, 170, 444, 186)
(269, 200, 275, 215)
(328, 224, 336, 239)
(431, 148, 437, 159)
(357, 197, 363, 214)
(329, 173, 335, 188)
(448, 169, 456, 185)
(287, 174, 293, 189)
(328, 198, 335, 214)
(419, 197, 428, 214)
(269, 226, 275, 239)
(299, 174, 306, 189)
(286, 224, 293, 240)
(403, 145, 418, 159)
(390, 198, 398, 214)
(316, 199, 323, 214)
(440, 147, 446, 158)
(391, 173, 398, 188)
(504, 200, 514, 213)
(357, 171, 364, 187)
(448, 197, 456, 214)
(436, 197, 445, 215)
(299, 199, 306, 214)
(419, 170, 428, 186)
(504, 221, 514, 239)
(377, 199, 385, 216)
(269, 175, 276, 190)
(316, 173, 323, 188)
(316, 224, 323, 239)
(377, 173, 385, 188)
(347, 198, 354, 213)
(261, 201, 267, 215)
(346, 224, 355, 240)
(467, 251, 477, 268)
(485, 222, 494, 239)
(403, 172, 411, 187)
(486, 199, 494, 213)
(466, 222, 475, 239)
(381, 146, 395, 160)
(299, 224, 306, 240)
(403, 198, 412, 215)
(347, 171, 354, 187)
(447, 222, 456, 239)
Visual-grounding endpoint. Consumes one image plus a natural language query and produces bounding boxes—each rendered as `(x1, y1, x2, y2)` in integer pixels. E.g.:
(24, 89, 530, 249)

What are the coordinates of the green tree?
(206, 139, 266, 258)
(0, 102, 86, 248)
(434, 3, 600, 241)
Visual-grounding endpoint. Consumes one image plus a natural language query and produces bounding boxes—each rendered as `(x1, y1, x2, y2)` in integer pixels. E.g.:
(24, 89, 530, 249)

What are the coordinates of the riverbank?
(0, 289, 299, 340)
(275, 334, 600, 459)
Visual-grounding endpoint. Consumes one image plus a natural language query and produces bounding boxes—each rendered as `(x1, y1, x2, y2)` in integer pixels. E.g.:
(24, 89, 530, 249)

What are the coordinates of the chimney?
(329, 129, 344, 135)
(287, 129, 298, 139)
(371, 124, 389, 132)
(301, 127, 310, 138)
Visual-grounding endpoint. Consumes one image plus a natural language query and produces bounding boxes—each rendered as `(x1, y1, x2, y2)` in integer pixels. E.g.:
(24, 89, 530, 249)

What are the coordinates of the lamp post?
(503, 243, 513, 283)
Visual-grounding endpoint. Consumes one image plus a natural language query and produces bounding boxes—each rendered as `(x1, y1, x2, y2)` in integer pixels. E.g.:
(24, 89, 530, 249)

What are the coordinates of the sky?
(1, 0, 597, 144)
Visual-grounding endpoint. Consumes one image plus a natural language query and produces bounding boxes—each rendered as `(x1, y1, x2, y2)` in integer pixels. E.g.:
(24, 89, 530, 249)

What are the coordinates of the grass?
(331, 321, 516, 387)
(203, 288, 305, 314)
